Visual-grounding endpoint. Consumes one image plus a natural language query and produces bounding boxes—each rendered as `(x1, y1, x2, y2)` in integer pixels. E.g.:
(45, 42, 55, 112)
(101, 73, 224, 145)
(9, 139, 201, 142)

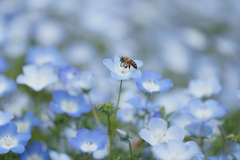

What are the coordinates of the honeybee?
(120, 56, 137, 69)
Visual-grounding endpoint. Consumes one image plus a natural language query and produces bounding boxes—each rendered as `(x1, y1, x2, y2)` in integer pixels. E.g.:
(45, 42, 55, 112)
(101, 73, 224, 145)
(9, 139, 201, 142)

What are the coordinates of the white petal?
(139, 129, 158, 145)
(148, 118, 167, 136)
(165, 126, 184, 141)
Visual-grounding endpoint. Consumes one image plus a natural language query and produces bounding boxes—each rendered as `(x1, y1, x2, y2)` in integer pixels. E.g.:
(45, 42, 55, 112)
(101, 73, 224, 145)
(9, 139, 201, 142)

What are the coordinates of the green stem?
(219, 126, 227, 155)
(5, 153, 8, 160)
(108, 116, 113, 159)
(128, 140, 133, 160)
(112, 80, 123, 128)
(143, 94, 150, 127)
(200, 138, 206, 159)
(87, 94, 104, 132)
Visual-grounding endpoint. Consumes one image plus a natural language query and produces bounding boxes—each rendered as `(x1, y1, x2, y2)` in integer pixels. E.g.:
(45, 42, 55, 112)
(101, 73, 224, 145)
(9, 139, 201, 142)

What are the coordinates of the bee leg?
(128, 65, 130, 69)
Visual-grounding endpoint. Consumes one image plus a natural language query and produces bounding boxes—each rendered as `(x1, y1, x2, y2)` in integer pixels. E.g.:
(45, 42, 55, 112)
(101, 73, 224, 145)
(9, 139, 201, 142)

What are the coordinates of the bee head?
(120, 56, 124, 62)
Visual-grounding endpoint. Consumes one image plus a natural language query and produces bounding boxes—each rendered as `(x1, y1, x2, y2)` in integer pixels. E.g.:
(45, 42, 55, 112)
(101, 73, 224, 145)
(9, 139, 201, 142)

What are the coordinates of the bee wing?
(134, 60, 143, 68)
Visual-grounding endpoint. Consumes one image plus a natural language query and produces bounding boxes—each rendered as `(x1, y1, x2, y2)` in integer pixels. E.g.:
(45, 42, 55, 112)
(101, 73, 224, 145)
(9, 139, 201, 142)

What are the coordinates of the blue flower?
(0, 111, 14, 126)
(19, 141, 50, 160)
(0, 74, 17, 98)
(184, 121, 213, 138)
(148, 112, 162, 121)
(132, 70, 173, 94)
(14, 111, 40, 133)
(50, 90, 91, 117)
(127, 97, 162, 112)
(103, 54, 143, 80)
(58, 65, 78, 83)
(208, 155, 233, 160)
(69, 128, 108, 153)
(152, 140, 201, 160)
(16, 64, 59, 92)
(25, 46, 65, 67)
(139, 118, 184, 145)
(66, 71, 95, 95)
(186, 98, 226, 121)
(0, 123, 31, 154)
(0, 56, 8, 73)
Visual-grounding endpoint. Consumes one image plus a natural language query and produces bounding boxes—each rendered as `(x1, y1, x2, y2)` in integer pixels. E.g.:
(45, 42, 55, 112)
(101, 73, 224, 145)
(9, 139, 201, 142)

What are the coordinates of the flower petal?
(148, 118, 167, 136)
(11, 145, 25, 153)
(134, 60, 143, 68)
(0, 123, 17, 137)
(103, 59, 115, 72)
(139, 129, 157, 145)
(165, 126, 184, 141)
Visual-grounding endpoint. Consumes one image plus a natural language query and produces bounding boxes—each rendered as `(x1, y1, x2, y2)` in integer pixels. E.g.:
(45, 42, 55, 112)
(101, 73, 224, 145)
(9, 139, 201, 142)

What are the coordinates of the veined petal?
(139, 129, 158, 145)
(148, 118, 167, 136)
(165, 126, 184, 141)
(103, 59, 115, 72)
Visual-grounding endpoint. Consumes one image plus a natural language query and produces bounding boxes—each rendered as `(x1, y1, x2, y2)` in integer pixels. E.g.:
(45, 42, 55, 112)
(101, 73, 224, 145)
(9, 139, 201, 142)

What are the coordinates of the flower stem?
(112, 80, 123, 129)
(143, 94, 150, 127)
(87, 93, 104, 132)
(107, 116, 113, 159)
(219, 126, 227, 155)
(200, 138, 206, 159)
(128, 140, 133, 160)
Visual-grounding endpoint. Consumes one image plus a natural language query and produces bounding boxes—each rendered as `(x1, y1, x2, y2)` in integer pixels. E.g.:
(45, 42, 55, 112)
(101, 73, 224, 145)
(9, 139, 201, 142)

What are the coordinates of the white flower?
(50, 150, 71, 160)
(139, 118, 184, 146)
(187, 77, 221, 98)
(16, 64, 59, 92)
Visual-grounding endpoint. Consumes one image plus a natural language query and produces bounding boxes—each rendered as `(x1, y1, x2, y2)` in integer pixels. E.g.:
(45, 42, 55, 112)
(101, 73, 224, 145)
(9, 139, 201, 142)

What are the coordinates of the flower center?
(155, 133, 168, 144)
(27, 154, 43, 160)
(142, 79, 159, 92)
(195, 106, 212, 119)
(31, 75, 44, 87)
(0, 135, 18, 149)
(81, 141, 97, 152)
(114, 65, 131, 77)
(61, 100, 78, 113)
(16, 121, 31, 133)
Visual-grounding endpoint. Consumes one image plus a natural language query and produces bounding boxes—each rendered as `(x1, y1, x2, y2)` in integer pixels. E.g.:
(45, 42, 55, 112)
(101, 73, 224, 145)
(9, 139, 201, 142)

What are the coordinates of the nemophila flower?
(0, 74, 16, 98)
(185, 121, 213, 138)
(14, 111, 40, 133)
(152, 140, 200, 160)
(186, 98, 226, 121)
(50, 90, 91, 117)
(139, 118, 184, 145)
(25, 46, 65, 67)
(0, 111, 14, 126)
(69, 128, 108, 153)
(50, 150, 71, 160)
(0, 56, 8, 72)
(16, 64, 59, 92)
(127, 97, 162, 112)
(132, 70, 173, 94)
(116, 129, 128, 141)
(58, 65, 78, 83)
(208, 155, 233, 160)
(66, 71, 95, 95)
(187, 77, 221, 98)
(103, 54, 143, 80)
(2, 91, 32, 117)
(148, 112, 162, 121)
(19, 141, 50, 160)
(0, 123, 31, 154)
(194, 152, 205, 160)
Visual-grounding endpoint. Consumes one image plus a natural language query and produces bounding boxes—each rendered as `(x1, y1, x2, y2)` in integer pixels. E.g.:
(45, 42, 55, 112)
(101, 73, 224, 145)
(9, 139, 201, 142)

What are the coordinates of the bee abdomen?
(129, 60, 137, 69)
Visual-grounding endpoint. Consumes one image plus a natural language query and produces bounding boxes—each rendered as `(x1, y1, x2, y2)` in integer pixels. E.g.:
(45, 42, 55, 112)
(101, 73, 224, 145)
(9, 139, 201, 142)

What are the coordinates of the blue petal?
(208, 157, 218, 160)
(11, 145, 25, 153)
(157, 79, 174, 92)
(0, 146, 9, 154)
(69, 137, 82, 152)
(15, 133, 31, 146)
(76, 129, 93, 144)
(103, 59, 115, 72)
(0, 122, 17, 137)
(114, 54, 122, 66)
(92, 132, 108, 150)
(49, 101, 64, 114)
(128, 69, 141, 79)
(135, 82, 152, 94)
(111, 72, 126, 80)
(134, 60, 143, 68)
(184, 121, 213, 137)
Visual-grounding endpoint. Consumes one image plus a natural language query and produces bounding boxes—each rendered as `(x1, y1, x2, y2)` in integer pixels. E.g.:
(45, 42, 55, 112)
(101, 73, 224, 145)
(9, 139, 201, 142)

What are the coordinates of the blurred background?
(1, 0, 240, 158)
